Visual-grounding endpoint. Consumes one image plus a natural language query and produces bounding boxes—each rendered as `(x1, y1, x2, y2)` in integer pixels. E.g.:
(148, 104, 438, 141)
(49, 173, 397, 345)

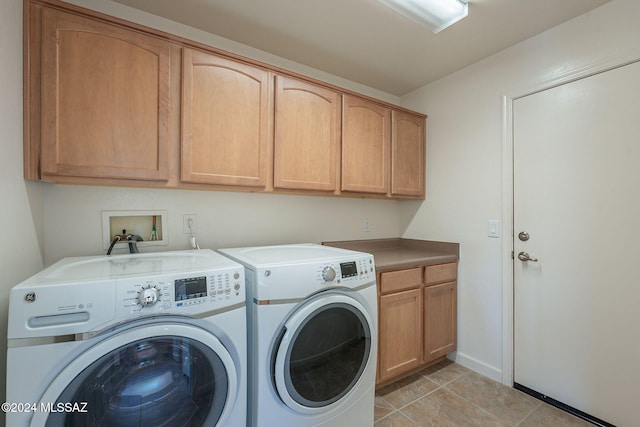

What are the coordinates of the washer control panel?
(117, 268, 244, 317)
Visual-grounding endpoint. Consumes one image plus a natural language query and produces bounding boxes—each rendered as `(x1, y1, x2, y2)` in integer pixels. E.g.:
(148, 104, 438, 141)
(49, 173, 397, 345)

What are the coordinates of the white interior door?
(513, 60, 640, 427)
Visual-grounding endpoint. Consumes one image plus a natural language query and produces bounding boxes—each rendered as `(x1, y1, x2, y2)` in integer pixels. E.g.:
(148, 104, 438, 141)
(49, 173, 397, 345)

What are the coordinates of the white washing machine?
(6, 249, 246, 427)
(218, 243, 377, 427)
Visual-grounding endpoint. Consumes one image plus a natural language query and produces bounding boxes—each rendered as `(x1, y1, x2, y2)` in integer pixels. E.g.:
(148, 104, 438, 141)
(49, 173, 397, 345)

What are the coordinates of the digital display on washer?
(340, 261, 358, 278)
(175, 276, 207, 301)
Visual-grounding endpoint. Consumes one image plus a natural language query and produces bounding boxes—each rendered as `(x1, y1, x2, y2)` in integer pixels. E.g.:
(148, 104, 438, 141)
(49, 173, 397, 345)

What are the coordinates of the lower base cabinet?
(378, 288, 423, 382)
(377, 262, 457, 386)
(423, 280, 457, 362)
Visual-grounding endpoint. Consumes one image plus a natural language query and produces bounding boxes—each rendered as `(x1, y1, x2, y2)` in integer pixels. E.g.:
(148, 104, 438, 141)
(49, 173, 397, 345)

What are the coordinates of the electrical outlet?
(362, 219, 372, 232)
(183, 214, 197, 234)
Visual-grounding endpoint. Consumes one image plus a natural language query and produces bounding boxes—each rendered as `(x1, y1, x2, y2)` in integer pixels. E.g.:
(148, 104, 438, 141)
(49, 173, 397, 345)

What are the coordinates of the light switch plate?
(488, 220, 501, 238)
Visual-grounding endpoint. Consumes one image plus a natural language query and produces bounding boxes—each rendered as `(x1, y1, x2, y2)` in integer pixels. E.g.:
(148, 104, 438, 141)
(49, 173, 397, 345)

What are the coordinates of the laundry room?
(2, 0, 640, 426)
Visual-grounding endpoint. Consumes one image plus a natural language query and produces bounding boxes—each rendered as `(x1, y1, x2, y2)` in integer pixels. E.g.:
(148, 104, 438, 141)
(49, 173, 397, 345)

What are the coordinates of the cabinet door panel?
(423, 281, 457, 362)
(274, 76, 340, 191)
(41, 8, 170, 181)
(342, 95, 390, 194)
(182, 49, 271, 187)
(391, 111, 425, 197)
(378, 289, 423, 383)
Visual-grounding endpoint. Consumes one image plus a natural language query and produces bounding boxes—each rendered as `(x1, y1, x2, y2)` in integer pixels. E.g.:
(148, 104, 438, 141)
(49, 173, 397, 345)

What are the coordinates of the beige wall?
(400, 0, 640, 381)
(0, 0, 46, 414)
(0, 0, 401, 419)
(43, 185, 404, 264)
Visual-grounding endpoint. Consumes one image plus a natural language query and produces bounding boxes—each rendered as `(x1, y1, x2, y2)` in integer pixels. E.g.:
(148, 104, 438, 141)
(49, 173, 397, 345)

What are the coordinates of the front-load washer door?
(31, 320, 238, 427)
(273, 292, 373, 414)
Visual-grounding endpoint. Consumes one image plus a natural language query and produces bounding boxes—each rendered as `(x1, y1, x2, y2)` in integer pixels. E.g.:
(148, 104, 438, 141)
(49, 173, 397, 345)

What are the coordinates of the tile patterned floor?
(375, 360, 593, 426)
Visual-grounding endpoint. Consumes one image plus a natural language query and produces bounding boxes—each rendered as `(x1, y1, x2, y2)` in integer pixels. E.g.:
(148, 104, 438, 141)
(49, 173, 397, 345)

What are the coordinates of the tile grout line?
(374, 370, 473, 424)
(514, 400, 542, 427)
(440, 373, 545, 426)
(443, 385, 515, 426)
(375, 377, 444, 424)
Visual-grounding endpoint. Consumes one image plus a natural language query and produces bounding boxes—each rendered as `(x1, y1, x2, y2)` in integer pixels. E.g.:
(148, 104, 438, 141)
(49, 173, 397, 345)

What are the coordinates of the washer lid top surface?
(218, 244, 366, 267)
(18, 249, 240, 286)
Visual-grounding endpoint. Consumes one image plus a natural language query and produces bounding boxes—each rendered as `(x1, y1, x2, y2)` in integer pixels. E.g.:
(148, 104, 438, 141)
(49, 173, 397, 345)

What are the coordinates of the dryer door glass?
(276, 301, 372, 408)
(44, 336, 229, 427)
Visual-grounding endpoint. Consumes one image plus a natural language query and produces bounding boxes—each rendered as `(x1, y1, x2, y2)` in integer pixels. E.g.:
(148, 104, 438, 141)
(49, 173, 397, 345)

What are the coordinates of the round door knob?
(322, 266, 337, 282)
(138, 286, 161, 307)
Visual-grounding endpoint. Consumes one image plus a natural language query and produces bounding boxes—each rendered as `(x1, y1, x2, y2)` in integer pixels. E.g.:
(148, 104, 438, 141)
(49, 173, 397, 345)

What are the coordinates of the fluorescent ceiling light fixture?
(378, 0, 468, 33)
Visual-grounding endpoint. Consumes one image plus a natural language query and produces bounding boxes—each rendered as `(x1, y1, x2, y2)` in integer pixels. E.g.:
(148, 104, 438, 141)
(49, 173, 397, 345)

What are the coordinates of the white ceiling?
(113, 0, 611, 96)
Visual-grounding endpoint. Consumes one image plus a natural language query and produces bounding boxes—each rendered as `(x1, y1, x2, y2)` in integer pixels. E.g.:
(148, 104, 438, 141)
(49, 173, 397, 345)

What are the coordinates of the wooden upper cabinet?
(25, 1, 426, 199)
(342, 95, 390, 194)
(391, 110, 426, 197)
(181, 48, 272, 187)
(274, 76, 341, 192)
(40, 8, 171, 181)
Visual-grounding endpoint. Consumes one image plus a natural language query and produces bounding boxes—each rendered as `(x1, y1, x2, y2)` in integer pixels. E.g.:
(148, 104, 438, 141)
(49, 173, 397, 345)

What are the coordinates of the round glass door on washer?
(273, 293, 373, 413)
(31, 320, 239, 427)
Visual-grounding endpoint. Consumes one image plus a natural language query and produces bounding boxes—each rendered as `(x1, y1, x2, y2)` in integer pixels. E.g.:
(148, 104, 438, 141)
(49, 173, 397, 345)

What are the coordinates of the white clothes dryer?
(218, 243, 377, 427)
(6, 249, 246, 427)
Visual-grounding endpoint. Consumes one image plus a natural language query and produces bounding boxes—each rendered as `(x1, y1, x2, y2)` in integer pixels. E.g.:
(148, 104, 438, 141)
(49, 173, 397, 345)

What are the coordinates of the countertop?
(322, 238, 459, 271)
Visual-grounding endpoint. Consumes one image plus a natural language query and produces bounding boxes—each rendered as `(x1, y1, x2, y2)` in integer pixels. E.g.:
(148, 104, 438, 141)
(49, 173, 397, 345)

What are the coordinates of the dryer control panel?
(316, 255, 375, 285)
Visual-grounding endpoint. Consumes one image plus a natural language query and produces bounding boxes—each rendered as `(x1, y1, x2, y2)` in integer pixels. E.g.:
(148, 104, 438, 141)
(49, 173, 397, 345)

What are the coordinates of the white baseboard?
(447, 351, 504, 384)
